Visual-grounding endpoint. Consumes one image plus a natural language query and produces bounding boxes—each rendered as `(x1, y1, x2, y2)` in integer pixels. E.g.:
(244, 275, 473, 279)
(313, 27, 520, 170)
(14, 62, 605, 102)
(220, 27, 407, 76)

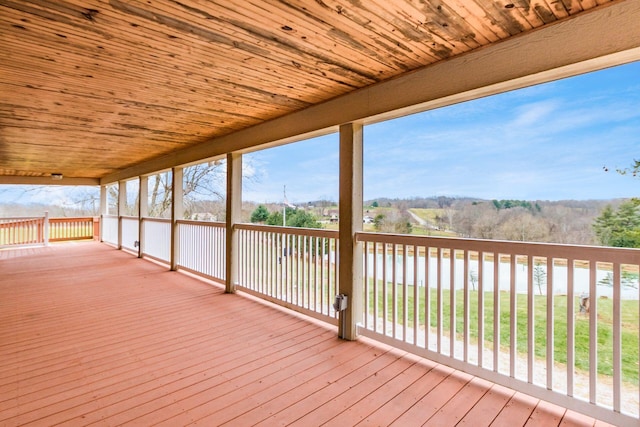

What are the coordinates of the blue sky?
(2, 61, 639, 207)
(245, 60, 640, 204)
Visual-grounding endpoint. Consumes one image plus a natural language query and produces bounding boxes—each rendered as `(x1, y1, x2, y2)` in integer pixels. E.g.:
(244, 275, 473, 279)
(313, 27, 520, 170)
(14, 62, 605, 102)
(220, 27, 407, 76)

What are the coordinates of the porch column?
(338, 122, 364, 340)
(138, 176, 148, 258)
(225, 152, 242, 293)
(99, 185, 107, 242)
(171, 167, 184, 271)
(117, 180, 127, 250)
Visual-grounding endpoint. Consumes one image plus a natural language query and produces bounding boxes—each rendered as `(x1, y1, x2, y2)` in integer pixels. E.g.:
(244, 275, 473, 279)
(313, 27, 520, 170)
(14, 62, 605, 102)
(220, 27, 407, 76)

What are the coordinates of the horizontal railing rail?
(236, 223, 339, 325)
(177, 220, 225, 282)
(355, 231, 639, 425)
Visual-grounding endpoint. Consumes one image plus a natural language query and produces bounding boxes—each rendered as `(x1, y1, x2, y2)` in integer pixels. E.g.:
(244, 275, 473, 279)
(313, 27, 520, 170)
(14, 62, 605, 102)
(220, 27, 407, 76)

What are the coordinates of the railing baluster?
(510, 255, 517, 378)
(392, 243, 398, 339)
(613, 262, 621, 413)
(437, 247, 442, 353)
(547, 258, 554, 390)
(451, 248, 456, 358)
(413, 244, 418, 346)
(478, 251, 484, 368)
(373, 242, 378, 333)
(567, 258, 575, 397)
(527, 255, 534, 383)
(402, 244, 408, 342)
(494, 251, 500, 372)
(589, 261, 597, 404)
(383, 243, 388, 337)
(425, 246, 430, 350)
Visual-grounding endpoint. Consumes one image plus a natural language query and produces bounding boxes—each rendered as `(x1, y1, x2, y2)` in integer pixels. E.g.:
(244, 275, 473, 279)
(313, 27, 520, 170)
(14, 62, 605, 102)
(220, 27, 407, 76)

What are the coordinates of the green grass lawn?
(367, 282, 639, 384)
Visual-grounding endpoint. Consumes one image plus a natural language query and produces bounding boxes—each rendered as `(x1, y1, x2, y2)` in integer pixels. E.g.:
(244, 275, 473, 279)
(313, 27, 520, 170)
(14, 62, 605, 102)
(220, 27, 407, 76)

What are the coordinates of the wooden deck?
(0, 242, 612, 426)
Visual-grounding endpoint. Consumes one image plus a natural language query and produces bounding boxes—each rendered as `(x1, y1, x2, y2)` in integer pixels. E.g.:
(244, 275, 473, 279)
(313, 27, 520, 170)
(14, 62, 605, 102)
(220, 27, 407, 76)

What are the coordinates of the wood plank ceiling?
(0, 0, 615, 180)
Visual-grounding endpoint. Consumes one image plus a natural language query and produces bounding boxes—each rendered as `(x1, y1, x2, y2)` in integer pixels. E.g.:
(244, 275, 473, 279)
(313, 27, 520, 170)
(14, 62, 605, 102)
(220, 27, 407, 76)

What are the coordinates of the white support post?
(171, 167, 184, 271)
(99, 185, 107, 242)
(225, 152, 242, 294)
(138, 176, 148, 258)
(338, 122, 364, 340)
(43, 211, 50, 246)
(117, 180, 126, 250)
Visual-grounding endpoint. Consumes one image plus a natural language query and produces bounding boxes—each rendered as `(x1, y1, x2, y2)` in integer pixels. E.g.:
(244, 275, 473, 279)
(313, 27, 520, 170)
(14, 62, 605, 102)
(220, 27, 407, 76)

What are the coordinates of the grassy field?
(368, 283, 639, 384)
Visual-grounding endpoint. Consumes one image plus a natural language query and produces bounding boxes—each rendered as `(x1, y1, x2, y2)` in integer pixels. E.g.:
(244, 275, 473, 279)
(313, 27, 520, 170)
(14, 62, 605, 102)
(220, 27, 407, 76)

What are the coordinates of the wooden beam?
(0, 176, 100, 186)
(100, 0, 640, 185)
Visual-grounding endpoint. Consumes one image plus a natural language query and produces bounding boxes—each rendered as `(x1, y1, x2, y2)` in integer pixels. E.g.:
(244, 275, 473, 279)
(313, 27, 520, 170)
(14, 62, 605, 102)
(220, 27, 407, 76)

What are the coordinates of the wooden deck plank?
(287, 354, 415, 426)
(251, 348, 406, 426)
(389, 370, 474, 426)
(214, 342, 382, 426)
(0, 242, 614, 427)
(355, 363, 455, 426)
(525, 399, 566, 427)
(423, 376, 493, 426)
(457, 383, 515, 426)
(492, 391, 540, 427)
(322, 355, 437, 426)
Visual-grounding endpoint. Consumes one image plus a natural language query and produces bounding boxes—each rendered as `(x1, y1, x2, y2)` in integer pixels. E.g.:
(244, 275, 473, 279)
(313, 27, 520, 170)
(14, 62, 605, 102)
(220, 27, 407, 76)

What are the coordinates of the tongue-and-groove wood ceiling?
(0, 0, 638, 184)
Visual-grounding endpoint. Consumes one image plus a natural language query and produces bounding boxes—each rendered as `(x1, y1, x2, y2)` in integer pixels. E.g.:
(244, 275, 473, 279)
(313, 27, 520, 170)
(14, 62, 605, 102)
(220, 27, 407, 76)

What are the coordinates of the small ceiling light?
(51, 173, 63, 180)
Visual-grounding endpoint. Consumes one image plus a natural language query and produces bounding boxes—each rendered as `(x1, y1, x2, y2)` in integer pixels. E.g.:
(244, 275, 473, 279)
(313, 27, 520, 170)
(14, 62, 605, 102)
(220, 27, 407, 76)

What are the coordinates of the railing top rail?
(119, 215, 139, 220)
(236, 223, 339, 238)
(102, 214, 118, 219)
(140, 217, 171, 224)
(49, 216, 96, 222)
(0, 216, 44, 221)
(356, 231, 640, 264)
(177, 219, 225, 227)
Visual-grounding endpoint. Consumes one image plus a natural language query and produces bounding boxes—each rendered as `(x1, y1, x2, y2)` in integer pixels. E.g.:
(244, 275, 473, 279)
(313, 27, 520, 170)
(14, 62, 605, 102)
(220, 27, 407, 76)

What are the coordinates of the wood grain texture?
(0, 0, 619, 179)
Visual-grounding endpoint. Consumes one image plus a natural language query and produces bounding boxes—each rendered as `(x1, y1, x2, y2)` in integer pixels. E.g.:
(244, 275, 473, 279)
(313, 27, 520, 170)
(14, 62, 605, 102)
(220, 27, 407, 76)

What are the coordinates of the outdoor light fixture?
(51, 173, 63, 180)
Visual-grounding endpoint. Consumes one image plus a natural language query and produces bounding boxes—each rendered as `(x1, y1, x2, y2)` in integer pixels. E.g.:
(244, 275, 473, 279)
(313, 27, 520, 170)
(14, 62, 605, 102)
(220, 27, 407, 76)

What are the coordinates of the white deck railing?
(120, 216, 139, 252)
(101, 215, 118, 246)
(236, 224, 340, 325)
(177, 220, 225, 282)
(97, 217, 639, 425)
(356, 231, 639, 425)
(141, 218, 171, 262)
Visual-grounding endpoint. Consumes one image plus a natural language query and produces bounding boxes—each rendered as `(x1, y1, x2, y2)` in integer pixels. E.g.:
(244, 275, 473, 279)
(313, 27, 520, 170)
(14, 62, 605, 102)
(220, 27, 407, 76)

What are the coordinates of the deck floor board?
(0, 242, 611, 426)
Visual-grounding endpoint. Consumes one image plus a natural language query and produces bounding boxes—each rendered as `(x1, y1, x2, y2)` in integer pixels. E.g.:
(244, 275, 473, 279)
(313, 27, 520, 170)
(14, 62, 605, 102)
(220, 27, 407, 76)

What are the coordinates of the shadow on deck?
(0, 242, 612, 426)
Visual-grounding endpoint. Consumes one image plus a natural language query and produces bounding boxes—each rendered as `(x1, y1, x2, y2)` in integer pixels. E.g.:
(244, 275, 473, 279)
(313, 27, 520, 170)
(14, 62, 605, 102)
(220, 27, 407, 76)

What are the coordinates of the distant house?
(363, 215, 374, 224)
(189, 213, 217, 221)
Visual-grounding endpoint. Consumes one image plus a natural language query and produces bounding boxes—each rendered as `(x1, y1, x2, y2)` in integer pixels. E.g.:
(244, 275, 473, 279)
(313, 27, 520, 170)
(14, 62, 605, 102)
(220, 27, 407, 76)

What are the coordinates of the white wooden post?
(117, 180, 126, 250)
(138, 176, 148, 258)
(99, 185, 107, 242)
(43, 210, 50, 246)
(338, 122, 364, 340)
(225, 152, 242, 293)
(171, 167, 184, 271)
